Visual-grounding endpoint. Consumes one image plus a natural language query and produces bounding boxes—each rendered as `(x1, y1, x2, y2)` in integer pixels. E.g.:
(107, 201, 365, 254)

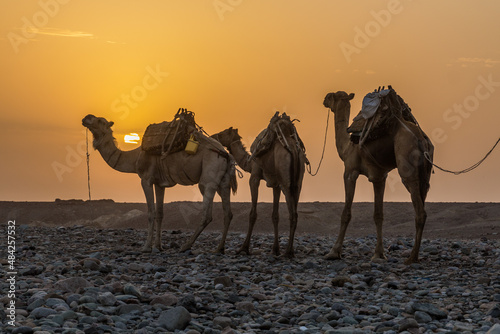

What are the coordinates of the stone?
(487, 305, 500, 318)
(97, 292, 117, 306)
(487, 324, 500, 334)
(331, 276, 352, 287)
(412, 302, 448, 319)
(213, 316, 233, 328)
(158, 306, 191, 331)
(214, 276, 233, 287)
(55, 277, 93, 293)
(12, 327, 34, 334)
(150, 293, 178, 306)
(116, 304, 143, 315)
(414, 311, 432, 323)
(123, 284, 142, 298)
(30, 307, 57, 318)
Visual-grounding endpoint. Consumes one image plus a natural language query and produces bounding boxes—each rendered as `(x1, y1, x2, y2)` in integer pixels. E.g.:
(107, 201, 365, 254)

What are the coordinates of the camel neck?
(94, 133, 139, 173)
(228, 140, 252, 173)
(333, 103, 352, 162)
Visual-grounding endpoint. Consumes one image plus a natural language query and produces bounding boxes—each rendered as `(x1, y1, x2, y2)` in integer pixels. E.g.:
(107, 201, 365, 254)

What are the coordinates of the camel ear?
(108, 121, 114, 128)
(348, 93, 355, 100)
(229, 126, 233, 131)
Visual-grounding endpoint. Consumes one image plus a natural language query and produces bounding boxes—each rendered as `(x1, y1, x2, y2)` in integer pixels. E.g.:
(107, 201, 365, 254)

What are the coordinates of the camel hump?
(348, 87, 417, 144)
(251, 112, 305, 157)
(141, 108, 198, 155)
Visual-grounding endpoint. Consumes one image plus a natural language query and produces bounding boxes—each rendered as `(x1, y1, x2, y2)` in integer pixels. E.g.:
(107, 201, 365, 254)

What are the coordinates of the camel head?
(323, 91, 355, 114)
(82, 114, 115, 148)
(213, 127, 241, 147)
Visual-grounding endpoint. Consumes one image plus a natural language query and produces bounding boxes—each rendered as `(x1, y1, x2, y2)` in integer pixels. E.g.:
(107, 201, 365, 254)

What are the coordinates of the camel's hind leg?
(372, 178, 387, 261)
(282, 187, 298, 259)
(154, 185, 165, 251)
(180, 183, 216, 252)
(141, 179, 155, 253)
(325, 169, 359, 260)
(215, 174, 234, 254)
(404, 179, 427, 264)
(271, 187, 281, 256)
(237, 174, 260, 255)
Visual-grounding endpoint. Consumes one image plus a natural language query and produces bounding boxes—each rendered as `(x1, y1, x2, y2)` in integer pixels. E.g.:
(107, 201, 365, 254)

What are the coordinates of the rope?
(86, 128, 92, 201)
(307, 108, 330, 176)
(424, 137, 500, 175)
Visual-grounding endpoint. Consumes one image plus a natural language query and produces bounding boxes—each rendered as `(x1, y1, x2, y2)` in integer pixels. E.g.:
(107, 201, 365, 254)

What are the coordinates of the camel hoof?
(371, 254, 387, 262)
(212, 248, 225, 255)
(324, 251, 341, 261)
(236, 247, 250, 255)
(281, 252, 294, 259)
(180, 243, 191, 253)
(404, 257, 419, 265)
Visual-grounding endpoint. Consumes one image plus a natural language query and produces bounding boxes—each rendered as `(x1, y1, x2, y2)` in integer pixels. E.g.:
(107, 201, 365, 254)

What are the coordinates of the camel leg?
(325, 170, 358, 260)
(141, 179, 155, 253)
(180, 184, 216, 252)
(237, 174, 260, 255)
(271, 187, 281, 256)
(405, 180, 427, 264)
(282, 187, 298, 259)
(372, 179, 387, 261)
(154, 185, 165, 251)
(215, 178, 233, 254)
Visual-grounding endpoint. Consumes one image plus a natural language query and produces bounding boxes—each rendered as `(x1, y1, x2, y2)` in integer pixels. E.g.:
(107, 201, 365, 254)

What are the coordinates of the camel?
(212, 113, 306, 258)
(323, 91, 434, 264)
(82, 114, 237, 253)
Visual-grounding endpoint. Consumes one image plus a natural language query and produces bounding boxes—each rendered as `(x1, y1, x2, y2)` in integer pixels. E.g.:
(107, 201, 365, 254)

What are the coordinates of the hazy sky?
(1, 0, 499, 203)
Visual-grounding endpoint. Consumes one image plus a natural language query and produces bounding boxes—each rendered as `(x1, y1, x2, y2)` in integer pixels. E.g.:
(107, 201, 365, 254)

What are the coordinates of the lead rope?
(307, 109, 330, 176)
(86, 128, 92, 201)
(306, 109, 330, 176)
(424, 137, 500, 175)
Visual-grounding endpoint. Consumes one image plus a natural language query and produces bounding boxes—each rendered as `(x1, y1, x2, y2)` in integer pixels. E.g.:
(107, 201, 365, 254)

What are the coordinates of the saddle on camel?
(141, 108, 200, 157)
(251, 111, 307, 160)
(347, 86, 418, 145)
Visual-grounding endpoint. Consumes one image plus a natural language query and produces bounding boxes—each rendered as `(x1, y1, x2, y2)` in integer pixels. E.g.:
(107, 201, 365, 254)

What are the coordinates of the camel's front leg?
(141, 179, 155, 253)
(372, 179, 387, 261)
(271, 187, 281, 256)
(154, 185, 165, 251)
(325, 170, 358, 260)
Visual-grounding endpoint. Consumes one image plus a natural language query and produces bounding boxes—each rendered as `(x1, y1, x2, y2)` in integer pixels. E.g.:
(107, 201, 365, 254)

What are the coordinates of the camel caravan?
(82, 86, 433, 264)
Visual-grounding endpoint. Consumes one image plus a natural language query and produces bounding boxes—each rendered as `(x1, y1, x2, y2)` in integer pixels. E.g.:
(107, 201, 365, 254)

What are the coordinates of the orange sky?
(1, 0, 499, 203)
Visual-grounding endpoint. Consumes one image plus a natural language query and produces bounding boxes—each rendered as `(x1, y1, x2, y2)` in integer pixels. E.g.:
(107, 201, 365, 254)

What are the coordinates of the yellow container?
(185, 134, 199, 155)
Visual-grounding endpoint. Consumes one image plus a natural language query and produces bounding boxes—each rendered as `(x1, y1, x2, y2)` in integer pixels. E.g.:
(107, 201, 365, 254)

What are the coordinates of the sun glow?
(124, 133, 140, 144)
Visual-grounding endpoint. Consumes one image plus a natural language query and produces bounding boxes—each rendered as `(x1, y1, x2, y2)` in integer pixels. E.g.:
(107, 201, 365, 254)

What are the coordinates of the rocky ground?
(2, 225, 500, 333)
(1, 201, 500, 333)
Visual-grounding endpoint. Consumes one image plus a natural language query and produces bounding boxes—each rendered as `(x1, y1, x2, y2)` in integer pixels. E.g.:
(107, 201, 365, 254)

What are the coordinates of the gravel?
(1, 225, 500, 333)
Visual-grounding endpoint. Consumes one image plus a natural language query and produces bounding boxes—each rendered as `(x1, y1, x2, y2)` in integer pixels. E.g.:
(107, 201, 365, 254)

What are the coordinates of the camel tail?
(289, 139, 302, 203)
(228, 155, 238, 195)
(419, 135, 434, 203)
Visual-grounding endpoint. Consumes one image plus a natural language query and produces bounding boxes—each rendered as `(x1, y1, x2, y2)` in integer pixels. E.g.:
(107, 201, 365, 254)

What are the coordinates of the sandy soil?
(2, 200, 499, 240)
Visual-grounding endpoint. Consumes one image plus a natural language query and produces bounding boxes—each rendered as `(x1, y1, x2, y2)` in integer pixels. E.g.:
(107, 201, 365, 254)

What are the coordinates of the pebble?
(3, 226, 500, 333)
